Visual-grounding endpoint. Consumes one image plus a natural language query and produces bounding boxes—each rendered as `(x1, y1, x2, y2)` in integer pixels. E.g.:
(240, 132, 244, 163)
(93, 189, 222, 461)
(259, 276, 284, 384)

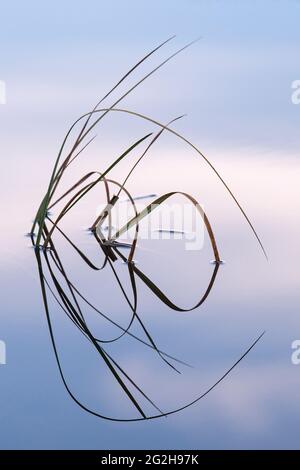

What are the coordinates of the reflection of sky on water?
(1, 0, 300, 449)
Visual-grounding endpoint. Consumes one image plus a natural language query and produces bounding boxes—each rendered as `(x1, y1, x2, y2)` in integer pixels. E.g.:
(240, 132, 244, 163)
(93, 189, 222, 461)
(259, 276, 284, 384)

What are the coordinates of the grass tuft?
(30, 38, 266, 420)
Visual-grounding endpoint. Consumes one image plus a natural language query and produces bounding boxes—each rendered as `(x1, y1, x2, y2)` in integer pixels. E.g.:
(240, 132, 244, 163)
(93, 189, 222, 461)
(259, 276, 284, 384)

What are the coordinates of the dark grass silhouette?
(30, 37, 266, 421)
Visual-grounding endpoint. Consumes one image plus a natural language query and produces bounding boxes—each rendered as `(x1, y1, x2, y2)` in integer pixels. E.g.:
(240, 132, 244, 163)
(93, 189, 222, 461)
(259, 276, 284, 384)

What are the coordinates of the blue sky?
(1, 0, 300, 150)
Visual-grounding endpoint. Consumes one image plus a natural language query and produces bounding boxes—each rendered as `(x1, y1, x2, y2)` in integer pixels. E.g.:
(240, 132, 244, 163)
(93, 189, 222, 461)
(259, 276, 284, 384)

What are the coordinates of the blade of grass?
(42, 132, 153, 248)
(70, 107, 267, 258)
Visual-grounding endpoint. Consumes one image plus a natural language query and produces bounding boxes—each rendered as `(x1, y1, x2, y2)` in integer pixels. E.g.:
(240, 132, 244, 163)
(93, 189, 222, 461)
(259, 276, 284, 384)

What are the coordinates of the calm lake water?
(1, 0, 300, 450)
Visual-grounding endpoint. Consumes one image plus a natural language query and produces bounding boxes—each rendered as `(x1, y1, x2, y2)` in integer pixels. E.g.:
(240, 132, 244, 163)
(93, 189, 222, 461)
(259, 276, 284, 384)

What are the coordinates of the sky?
(0, 0, 300, 450)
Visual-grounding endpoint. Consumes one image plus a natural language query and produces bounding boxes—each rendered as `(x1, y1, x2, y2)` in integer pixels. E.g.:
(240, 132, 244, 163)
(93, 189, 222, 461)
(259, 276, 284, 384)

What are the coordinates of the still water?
(1, 144, 300, 448)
